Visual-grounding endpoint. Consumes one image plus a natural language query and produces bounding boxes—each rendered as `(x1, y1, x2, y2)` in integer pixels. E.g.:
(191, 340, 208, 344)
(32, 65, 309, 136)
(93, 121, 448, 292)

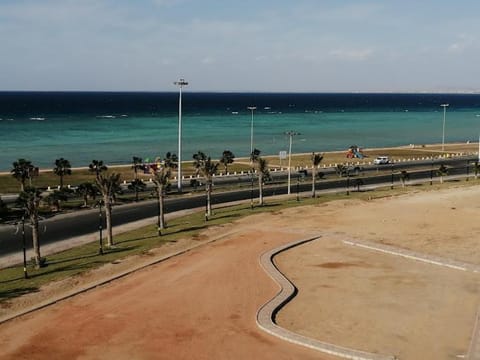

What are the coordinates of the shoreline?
(1, 141, 478, 176)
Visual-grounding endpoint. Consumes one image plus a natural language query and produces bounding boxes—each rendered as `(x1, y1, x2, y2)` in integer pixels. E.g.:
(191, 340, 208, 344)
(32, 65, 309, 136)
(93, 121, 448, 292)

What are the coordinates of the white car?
(373, 156, 390, 165)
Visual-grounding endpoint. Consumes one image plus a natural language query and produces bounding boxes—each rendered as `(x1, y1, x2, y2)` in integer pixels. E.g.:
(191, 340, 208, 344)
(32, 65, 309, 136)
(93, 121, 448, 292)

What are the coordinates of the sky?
(0, 0, 479, 92)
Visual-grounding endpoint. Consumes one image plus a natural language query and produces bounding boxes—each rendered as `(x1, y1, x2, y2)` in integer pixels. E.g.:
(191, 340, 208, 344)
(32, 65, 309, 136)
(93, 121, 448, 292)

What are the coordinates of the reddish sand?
(0, 228, 331, 360)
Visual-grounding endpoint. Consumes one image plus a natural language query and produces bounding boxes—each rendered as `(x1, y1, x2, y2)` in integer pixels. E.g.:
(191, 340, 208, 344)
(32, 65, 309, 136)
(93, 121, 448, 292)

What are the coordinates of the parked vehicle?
(373, 156, 390, 165)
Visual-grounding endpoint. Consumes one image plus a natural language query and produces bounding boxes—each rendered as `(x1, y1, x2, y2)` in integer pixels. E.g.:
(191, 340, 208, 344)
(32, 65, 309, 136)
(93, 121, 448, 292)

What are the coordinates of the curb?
(256, 236, 397, 360)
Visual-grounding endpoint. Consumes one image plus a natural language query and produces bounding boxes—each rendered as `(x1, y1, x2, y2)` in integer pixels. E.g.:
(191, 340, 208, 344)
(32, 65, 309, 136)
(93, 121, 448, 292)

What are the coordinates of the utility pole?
(174, 78, 188, 192)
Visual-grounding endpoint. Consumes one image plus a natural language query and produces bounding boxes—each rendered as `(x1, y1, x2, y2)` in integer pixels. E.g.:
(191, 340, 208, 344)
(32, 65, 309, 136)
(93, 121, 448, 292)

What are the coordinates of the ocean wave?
(120, 114, 128, 117)
(96, 115, 116, 119)
(30, 117, 45, 121)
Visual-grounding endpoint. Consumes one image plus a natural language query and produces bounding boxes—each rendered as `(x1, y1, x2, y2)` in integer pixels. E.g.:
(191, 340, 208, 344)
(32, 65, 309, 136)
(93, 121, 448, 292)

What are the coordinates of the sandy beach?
(0, 184, 479, 359)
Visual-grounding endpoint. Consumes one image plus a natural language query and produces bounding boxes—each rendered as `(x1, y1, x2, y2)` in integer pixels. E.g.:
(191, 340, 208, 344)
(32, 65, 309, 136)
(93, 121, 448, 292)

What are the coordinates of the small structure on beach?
(346, 145, 365, 159)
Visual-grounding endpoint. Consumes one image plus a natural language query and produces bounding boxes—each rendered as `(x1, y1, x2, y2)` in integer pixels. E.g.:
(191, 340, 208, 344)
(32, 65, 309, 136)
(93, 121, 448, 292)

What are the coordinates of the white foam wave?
(96, 115, 116, 119)
(30, 117, 45, 121)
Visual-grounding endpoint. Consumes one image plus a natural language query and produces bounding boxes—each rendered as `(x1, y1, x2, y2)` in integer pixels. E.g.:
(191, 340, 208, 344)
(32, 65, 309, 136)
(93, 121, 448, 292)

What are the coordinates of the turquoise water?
(1, 92, 480, 170)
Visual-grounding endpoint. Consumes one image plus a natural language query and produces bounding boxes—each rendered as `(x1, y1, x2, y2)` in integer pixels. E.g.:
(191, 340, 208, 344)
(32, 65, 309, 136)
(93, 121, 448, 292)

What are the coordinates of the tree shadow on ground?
(162, 225, 206, 237)
(250, 203, 281, 210)
(0, 286, 39, 301)
(116, 234, 158, 245)
(208, 212, 243, 221)
(47, 253, 100, 266)
(27, 261, 106, 279)
(0, 275, 29, 285)
(46, 245, 136, 267)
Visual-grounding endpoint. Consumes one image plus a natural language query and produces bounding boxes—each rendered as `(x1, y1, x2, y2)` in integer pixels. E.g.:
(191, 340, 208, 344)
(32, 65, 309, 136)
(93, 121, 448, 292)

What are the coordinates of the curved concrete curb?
(256, 236, 397, 360)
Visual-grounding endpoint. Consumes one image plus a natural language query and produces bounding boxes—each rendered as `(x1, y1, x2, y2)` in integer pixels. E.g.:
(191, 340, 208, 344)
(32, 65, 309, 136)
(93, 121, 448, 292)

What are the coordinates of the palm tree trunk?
(258, 176, 264, 206)
(159, 188, 165, 229)
(311, 171, 316, 198)
(206, 183, 212, 216)
(31, 213, 41, 269)
(60, 175, 64, 189)
(105, 197, 114, 247)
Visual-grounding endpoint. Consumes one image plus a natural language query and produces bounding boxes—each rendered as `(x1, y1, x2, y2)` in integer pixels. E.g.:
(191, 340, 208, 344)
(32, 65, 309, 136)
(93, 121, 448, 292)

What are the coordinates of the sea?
(1, 92, 480, 171)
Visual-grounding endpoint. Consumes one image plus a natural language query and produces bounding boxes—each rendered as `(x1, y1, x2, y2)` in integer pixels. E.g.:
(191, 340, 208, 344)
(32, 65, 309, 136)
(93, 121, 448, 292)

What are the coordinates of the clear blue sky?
(1, 0, 479, 92)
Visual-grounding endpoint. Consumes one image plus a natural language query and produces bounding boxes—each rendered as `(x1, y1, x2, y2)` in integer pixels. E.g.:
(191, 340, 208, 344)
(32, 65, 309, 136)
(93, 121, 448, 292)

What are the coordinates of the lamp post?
(250, 170, 254, 210)
(440, 103, 449, 152)
(174, 78, 188, 192)
(98, 200, 103, 255)
(21, 214, 28, 278)
(247, 106, 257, 156)
(285, 131, 300, 195)
(156, 189, 162, 236)
(346, 169, 350, 196)
(391, 164, 394, 190)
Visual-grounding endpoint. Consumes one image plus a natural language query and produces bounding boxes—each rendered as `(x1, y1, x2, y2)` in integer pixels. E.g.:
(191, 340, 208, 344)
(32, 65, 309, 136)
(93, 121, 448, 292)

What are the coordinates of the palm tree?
(89, 159, 108, 178)
(53, 158, 72, 189)
(193, 151, 219, 217)
(89, 160, 120, 247)
(95, 172, 122, 247)
(131, 156, 143, 180)
(151, 153, 177, 234)
(311, 152, 324, 198)
(0, 197, 8, 219)
(472, 161, 480, 180)
(11, 159, 35, 191)
(163, 152, 178, 169)
(354, 178, 364, 192)
(400, 170, 409, 188)
(17, 186, 43, 269)
(128, 179, 146, 202)
(253, 157, 271, 206)
(131, 157, 145, 201)
(250, 148, 261, 163)
(76, 182, 98, 207)
(45, 189, 70, 211)
(437, 164, 448, 184)
(219, 150, 235, 174)
(335, 164, 348, 177)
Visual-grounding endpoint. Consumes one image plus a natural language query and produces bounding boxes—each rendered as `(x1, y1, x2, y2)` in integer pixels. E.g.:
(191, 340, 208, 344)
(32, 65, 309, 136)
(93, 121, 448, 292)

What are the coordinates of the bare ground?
(1, 185, 480, 359)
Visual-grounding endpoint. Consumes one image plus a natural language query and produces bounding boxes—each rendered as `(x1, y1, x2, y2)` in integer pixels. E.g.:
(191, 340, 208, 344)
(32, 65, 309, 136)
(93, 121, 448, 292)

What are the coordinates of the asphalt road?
(0, 156, 477, 258)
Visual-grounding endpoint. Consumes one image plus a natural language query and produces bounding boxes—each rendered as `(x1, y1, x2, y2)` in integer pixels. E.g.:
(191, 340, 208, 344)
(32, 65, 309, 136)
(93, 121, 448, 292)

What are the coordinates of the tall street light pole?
(285, 131, 300, 195)
(247, 106, 256, 156)
(174, 78, 188, 193)
(440, 103, 449, 152)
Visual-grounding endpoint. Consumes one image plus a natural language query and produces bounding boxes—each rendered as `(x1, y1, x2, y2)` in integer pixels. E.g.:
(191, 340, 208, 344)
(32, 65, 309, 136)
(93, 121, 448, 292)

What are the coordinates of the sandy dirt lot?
(274, 185, 480, 359)
(1, 185, 480, 359)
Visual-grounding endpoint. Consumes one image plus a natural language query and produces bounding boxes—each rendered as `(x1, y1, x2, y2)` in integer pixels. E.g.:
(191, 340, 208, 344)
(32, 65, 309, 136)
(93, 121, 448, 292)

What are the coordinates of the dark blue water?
(1, 92, 479, 171)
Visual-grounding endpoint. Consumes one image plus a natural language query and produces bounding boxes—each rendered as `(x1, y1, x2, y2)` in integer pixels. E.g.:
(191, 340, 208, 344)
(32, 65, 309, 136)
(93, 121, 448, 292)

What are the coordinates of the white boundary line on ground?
(343, 238, 480, 360)
(256, 236, 397, 360)
(342, 239, 480, 273)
